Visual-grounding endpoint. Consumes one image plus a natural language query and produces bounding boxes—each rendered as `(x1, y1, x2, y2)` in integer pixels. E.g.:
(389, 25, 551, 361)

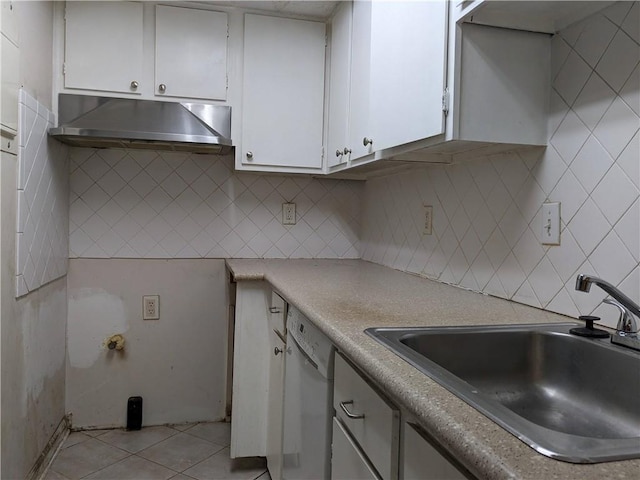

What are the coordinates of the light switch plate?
(423, 205, 433, 235)
(541, 202, 560, 245)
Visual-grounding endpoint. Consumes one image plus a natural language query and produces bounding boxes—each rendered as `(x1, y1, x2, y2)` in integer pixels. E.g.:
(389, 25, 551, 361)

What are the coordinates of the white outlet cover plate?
(282, 203, 296, 225)
(143, 295, 159, 320)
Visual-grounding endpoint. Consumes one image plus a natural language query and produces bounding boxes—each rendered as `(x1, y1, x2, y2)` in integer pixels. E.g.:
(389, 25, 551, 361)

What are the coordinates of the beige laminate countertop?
(226, 258, 639, 480)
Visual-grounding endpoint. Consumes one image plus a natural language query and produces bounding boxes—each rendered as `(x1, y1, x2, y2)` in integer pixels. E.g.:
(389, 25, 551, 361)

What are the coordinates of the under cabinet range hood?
(49, 94, 232, 154)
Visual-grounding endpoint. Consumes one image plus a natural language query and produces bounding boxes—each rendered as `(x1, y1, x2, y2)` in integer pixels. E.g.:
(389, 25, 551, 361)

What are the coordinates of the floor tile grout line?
(76, 452, 135, 480)
(180, 429, 231, 449)
(128, 450, 183, 475)
(175, 443, 229, 475)
(48, 422, 235, 480)
(95, 425, 184, 455)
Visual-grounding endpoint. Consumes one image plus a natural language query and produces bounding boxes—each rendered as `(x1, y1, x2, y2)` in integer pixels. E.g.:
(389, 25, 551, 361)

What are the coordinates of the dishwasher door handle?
(339, 400, 365, 419)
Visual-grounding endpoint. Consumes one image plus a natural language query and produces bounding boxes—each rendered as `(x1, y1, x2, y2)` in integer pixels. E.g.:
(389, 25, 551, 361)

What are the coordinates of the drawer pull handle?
(340, 400, 365, 419)
(269, 307, 281, 313)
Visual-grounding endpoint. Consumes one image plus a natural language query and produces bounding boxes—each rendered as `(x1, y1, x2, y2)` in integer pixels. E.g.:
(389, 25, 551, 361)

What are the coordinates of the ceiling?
(195, 1, 340, 19)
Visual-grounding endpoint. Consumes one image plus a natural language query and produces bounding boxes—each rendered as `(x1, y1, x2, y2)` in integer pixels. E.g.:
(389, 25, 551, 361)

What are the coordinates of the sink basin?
(366, 323, 640, 463)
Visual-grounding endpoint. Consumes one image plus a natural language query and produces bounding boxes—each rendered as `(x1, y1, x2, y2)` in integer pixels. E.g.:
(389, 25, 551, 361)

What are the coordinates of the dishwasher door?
(282, 334, 333, 480)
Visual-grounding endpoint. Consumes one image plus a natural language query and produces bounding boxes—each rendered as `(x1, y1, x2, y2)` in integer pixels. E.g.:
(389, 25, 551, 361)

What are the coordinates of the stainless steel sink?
(366, 323, 640, 463)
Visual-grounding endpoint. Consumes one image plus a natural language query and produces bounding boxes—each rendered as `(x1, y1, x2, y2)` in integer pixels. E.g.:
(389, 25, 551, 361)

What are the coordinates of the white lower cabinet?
(230, 288, 474, 479)
(230, 281, 271, 458)
(266, 293, 287, 480)
(331, 352, 475, 480)
(402, 422, 471, 480)
(332, 418, 380, 480)
(333, 353, 399, 480)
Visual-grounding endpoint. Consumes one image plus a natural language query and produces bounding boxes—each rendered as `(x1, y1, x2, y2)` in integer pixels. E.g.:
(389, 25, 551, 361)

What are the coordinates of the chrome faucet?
(575, 274, 640, 351)
(603, 298, 637, 333)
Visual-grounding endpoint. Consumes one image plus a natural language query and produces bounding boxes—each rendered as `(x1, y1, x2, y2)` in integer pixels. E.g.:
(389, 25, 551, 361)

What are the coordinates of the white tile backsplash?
(69, 151, 362, 259)
(361, 4, 639, 328)
(16, 90, 69, 297)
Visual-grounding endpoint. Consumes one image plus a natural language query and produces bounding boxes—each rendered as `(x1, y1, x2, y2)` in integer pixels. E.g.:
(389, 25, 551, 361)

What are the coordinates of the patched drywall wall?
(1, 3, 68, 479)
(2, 156, 68, 480)
(66, 258, 228, 428)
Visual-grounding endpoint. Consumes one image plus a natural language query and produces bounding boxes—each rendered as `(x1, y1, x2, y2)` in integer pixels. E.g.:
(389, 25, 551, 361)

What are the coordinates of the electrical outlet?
(143, 295, 159, 320)
(282, 203, 296, 225)
(541, 202, 561, 245)
(423, 205, 433, 235)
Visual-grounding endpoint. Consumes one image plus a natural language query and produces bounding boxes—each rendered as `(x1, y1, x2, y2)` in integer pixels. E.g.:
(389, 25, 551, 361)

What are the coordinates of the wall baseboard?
(27, 414, 70, 480)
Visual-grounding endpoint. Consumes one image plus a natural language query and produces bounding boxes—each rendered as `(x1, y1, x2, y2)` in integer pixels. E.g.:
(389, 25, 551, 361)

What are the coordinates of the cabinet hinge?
(321, 146, 325, 160)
(63, 63, 66, 75)
(442, 87, 450, 116)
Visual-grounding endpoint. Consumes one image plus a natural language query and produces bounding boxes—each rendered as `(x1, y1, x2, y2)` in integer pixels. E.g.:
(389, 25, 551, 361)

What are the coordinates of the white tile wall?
(361, 3, 639, 328)
(69, 151, 362, 259)
(16, 90, 69, 297)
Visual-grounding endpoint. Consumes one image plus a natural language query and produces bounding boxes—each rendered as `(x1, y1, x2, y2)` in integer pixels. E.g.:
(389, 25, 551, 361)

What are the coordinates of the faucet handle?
(603, 298, 638, 333)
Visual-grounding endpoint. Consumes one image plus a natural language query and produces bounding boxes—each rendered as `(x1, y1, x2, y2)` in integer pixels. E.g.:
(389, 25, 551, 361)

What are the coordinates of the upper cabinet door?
(348, 0, 374, 161)
(369, 0, 448, 152)
(327, 1, 353, 168)
(64, 2, 143, 95)
(241, 14, 326, 170)
(155, 6, 228, 101)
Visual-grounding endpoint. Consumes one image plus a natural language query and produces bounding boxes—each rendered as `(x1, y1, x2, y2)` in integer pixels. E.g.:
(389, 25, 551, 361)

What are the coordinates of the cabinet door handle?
(363, 137, 373, 147)
(246, 151, 253, 160)
(335, 149, 343, 157)
(269, 307, 281, 313)
(130, 81, 139, 90)
(339, 400, 365, 419)
(343, 147, 352, 155)
(274, 346, 284, 355)
(158, 83, 166, 93)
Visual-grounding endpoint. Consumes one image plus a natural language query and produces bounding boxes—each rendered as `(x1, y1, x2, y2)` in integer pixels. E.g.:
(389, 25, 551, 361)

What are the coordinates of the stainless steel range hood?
(49, 94, 232, 154)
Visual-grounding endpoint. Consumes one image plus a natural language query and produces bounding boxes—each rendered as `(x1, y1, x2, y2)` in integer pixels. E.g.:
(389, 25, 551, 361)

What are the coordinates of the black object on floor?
(127, 396, 143, 430)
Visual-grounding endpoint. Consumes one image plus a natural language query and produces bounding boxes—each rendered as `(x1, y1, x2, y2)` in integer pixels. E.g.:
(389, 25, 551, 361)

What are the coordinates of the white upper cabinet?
(62, 2, 228, 101)
(239, 14, 326, 172)
(347, 0, 374, 162)
(369, 0, 447, 152)
(455, 0, 614, 34)
(64, 2, 143, 95)
(1, 1, 19, 46)
(326, 1, 353, 169)
(324, 1, 551, 176)
(1, 0, 19, 137)
(326, 0, 448, 174)
(155, 5, 228, 100)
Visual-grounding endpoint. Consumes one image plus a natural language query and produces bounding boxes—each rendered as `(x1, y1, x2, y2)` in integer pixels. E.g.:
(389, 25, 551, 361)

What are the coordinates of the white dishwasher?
(282, 305, 335, 480)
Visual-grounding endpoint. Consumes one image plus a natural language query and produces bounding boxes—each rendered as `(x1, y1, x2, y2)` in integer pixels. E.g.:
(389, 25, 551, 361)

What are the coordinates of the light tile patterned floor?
(43, 422, 270, 480)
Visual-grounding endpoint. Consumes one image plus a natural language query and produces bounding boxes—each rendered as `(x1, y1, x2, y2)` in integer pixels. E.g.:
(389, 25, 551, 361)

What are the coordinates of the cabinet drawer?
(332, 417, 381, 480)
(334, 353, 399, 480)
